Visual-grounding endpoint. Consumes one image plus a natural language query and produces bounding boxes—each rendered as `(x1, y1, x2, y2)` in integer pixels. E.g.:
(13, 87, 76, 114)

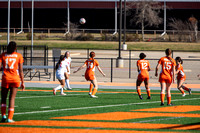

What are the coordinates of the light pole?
(113, 0, 117, 35)
(122, 0, 127, 50)
(7, 0, 10, 45)
(161, 0, 166, 37)
(116, 0, 123, 68)
(17, 0, 23, 34)
(31, 0, 34, 65)
(64, 0, 70, 35)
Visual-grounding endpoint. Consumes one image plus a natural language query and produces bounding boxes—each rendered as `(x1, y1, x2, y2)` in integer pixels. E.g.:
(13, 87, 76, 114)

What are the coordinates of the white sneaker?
(67, 88, 72, 90)
(53, 89, 56, 95)
(90, 95, 98, 98)
(182, 93, 186, 97)
(7, 119, 15, 123)
(60, 93, 66, 96)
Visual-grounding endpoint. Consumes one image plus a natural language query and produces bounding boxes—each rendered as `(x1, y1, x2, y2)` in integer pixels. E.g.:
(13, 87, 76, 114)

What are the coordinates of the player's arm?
(19, 62, 25, 91)
(172, 65, 176, 83)
(155, 63, 160, 77)
(73, 64, 86, 73)
(97, 66, 106, 77)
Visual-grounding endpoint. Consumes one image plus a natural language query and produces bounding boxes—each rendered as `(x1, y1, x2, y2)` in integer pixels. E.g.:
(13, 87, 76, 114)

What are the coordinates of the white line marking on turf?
(134, 117, 184, 123)
(14, 97, 200, 115)
(40, 106, 51, 109)
(16, 94, 84, 99)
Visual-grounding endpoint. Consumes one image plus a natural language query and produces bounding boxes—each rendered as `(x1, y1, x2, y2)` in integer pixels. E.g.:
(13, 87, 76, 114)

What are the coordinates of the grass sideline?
(1, 40, 200, 51)
(1, 87, 200, 132)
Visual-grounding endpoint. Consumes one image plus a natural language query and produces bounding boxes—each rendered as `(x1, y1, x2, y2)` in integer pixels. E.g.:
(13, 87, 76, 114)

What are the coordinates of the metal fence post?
(53, 57, 56, 81)
(111, 58, 113, 82)
(129, 50, 131, 78)
(87, 48, 89, 59)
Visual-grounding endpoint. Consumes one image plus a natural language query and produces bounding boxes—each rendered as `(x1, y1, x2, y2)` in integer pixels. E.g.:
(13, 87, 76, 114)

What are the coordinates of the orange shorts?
(159, 78, 172, 84)
(137, 75, 149, 82)
(85, 73, 95, 81)
(1, 82, 20, 88)
(177, 76, 186, 81)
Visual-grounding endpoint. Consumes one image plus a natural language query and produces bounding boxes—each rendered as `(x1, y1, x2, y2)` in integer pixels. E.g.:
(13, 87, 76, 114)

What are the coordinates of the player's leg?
(177, 79, 186, 96)
(160, 82, 166, 106)
(1, 87, 9, 122)
(89, 83, 93, 95)
(65, 73, 72, 90)
(144, 79, 151, 99)
(166, 83, 172, 106)
(90, 77, 98, 98)
(8, 87, 18, 122)
(59, 79, 66, 95)
(136, 79, 143, 99)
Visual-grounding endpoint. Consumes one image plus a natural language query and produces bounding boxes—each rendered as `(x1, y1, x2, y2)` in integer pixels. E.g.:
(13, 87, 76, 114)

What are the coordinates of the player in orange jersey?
(175, 57, 191, 96)
(155, 48, 176, 106)
(73, 51, 106, 98)
(136, 53, 151, 100)
(0, 41, 25, 123)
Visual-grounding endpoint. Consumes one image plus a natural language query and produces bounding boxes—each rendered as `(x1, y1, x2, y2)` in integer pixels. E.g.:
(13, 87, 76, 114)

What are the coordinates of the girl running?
(175, 56, 192, 96)
(53, 55, 68, 96)
(0, 41, 25, 123)
(73, 51, 106, 98)
(136, 53, 151, 100)
(155, 48, 176, 106)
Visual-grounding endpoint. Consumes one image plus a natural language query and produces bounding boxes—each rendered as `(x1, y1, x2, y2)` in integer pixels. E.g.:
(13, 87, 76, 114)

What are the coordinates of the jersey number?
(164, 62, 171, 70)
(88, 62, 93, 69)
(5, 58, 16, 69)
(141, 62, 148, 69)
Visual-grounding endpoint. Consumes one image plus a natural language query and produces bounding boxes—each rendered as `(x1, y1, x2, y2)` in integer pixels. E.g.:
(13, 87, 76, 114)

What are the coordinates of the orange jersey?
(176, 64, 186, 80)
(158, 56, 176, 81)
(0, 52, 24, 83)
(137, 59, 150, 79)
(84, 58, 99, 81)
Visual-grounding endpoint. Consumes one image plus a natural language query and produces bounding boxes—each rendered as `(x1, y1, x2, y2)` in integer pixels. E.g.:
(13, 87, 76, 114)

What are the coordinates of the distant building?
(0, 0, 199, 29)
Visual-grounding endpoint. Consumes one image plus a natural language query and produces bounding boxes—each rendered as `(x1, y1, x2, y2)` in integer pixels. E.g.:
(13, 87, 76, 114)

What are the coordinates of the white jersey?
(64, 57, 71, 74)
(56, 60, 68, 80)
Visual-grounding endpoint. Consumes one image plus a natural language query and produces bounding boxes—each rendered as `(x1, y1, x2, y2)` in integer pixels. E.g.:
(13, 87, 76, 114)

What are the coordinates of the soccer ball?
(79, 18, 86, 24)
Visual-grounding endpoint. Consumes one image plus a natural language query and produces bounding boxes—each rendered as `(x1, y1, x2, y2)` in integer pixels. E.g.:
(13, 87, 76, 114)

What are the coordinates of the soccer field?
(1, 87, 200, 133)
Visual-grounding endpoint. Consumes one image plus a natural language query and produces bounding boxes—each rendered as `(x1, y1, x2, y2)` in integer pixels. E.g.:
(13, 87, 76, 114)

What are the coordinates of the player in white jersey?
(53, 55, 68, 95)
(64, 51, 72, 90)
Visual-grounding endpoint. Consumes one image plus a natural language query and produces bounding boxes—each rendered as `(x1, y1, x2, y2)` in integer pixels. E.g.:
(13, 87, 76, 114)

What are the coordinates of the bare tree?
(128, 0, 163, 41)
(64, 22, 79, 40)
(188, 16, 198, 42)
(168, 17, 198, 42)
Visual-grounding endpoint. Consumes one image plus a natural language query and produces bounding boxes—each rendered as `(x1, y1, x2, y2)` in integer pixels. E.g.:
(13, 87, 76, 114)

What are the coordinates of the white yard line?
(14, 97, 200, 115)
(134, 117, 184, 123)
(15, 94, 84, 99)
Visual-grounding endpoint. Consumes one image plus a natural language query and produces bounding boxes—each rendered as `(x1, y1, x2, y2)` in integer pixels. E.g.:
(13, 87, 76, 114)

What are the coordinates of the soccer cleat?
(139, 95, 143, 100)
(90, 95, 98, 98)
(88, 92, 92, 96)
(188, 89, 192, 95)
(167, 103, 174, 106)
(53, 89, 56, 95)
(182, 93, 186, 97)
(60, 92, 66, 95)
(160, 103, 164, 106)
(67, 88, 72, 90)
(7, 119, 15, 123)
(147, 96, 151, 99)
(1, 115, 6, 122)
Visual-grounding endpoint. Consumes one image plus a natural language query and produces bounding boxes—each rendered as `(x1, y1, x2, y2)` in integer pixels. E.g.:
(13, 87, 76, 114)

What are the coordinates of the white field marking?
(14, 97, 200, 115)
(134, 117, 184, 123)
(184, 69, 192, 72)
(15, 94, 84, 99)
(40, 106, 51, 109)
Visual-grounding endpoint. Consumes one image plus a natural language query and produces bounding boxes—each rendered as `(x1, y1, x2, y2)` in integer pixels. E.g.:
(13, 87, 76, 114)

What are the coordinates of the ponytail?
(55, 55, 65, 70)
